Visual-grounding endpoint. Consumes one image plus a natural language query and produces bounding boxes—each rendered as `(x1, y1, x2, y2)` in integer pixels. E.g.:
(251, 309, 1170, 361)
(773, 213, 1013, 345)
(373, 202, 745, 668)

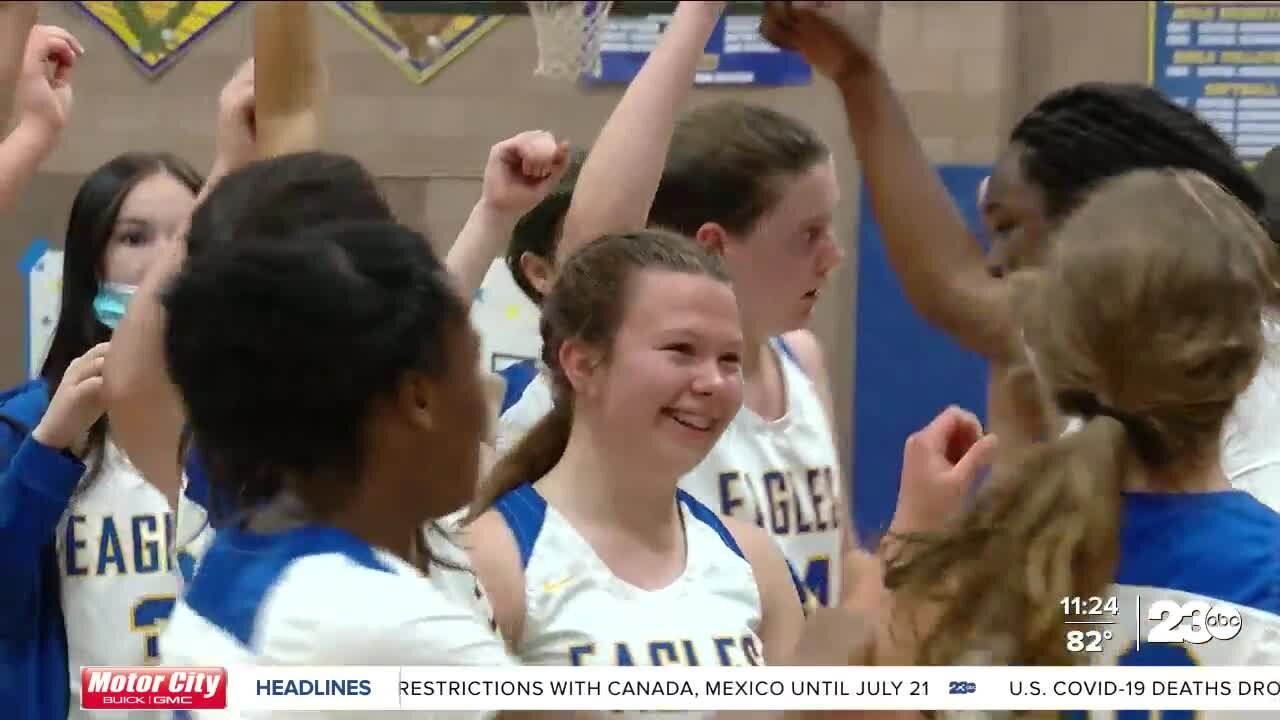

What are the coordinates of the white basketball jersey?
(174, 473, 214, 585)
(1069, 491, 1280, 718)
(495, 369, 553, 455)
(679, 338, 843, 608)
(1221, 313, 1280, 512)
(493, 483, 764, 680)
(57, 439, 183, 720)
(162, 520, 513, 720)
(420, 520, 501, 634)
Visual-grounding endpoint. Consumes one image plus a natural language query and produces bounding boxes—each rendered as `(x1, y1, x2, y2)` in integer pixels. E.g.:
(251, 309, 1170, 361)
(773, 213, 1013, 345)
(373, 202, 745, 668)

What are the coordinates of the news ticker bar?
(81, 666, 1280, 712)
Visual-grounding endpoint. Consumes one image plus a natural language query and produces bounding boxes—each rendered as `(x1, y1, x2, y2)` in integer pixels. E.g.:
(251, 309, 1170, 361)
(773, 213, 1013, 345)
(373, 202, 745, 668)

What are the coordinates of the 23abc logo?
(1147, 600, 1243, 645)
(948, 681, 976, 695)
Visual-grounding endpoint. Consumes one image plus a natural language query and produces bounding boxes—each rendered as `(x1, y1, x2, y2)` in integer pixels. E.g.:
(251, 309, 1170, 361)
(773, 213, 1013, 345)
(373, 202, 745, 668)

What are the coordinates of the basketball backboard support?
(379, 2, 767, 16)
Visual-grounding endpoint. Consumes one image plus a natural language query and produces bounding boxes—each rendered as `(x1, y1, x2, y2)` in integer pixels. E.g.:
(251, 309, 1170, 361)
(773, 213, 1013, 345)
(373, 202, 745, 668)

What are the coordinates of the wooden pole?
(253, 1, 323, 158)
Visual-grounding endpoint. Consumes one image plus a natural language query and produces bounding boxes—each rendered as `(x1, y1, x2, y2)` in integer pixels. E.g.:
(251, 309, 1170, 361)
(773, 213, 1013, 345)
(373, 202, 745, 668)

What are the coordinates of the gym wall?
(0, 1, 1150, 480)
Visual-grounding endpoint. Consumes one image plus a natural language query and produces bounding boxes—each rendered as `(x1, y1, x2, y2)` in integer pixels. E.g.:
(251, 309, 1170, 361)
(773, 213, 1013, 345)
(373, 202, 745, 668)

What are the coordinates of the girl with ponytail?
(799, 171, 1280, 696)
(466, 230, 804, 672)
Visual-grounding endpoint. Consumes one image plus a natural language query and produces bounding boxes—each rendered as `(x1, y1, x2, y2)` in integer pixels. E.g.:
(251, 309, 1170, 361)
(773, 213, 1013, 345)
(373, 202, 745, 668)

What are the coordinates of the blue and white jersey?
(58, 440, 185, 720)
(1066, 491, 1280, 718)
(680, 339, 842, 609)
(175, 460, 495, 641)
(495, 339, 843, 609)
(495, 360, 552, 456)
(161, 522, 515, 720)
(1, 378, 190, 720)
(493, 484, 764, 676)
(174, 461, 216, 585)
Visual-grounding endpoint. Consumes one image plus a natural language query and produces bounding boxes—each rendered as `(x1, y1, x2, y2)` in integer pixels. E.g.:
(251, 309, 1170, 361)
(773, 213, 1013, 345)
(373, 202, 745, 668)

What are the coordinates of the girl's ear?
(558, 337, 605, 400)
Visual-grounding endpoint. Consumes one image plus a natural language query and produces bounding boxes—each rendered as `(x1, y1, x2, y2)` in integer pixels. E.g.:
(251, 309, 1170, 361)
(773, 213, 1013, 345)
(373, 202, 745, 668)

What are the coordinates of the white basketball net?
(526, 1, 615, 80)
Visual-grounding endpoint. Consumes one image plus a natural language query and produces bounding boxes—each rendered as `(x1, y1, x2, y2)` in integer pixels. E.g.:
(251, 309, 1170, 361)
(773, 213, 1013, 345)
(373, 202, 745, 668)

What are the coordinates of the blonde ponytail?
(885, 416, 1132, 666)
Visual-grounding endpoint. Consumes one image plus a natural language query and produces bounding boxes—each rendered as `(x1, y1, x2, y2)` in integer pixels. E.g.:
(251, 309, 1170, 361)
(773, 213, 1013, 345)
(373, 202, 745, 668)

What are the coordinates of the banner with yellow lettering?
(71, 1, 242, 78)
(1149, 1, 1280, 165)
(325, 1, 503, 85)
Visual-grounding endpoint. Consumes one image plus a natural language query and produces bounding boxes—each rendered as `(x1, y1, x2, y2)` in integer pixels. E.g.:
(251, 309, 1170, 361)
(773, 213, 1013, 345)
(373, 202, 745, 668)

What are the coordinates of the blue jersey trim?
(183, 524, 393, 647)
(1116, 491, 1280, 616)
(493, 484, 550, 569)
(676, 489, 745, 561)
(773, 336, 799, 367)
(498, 360, 539, 414)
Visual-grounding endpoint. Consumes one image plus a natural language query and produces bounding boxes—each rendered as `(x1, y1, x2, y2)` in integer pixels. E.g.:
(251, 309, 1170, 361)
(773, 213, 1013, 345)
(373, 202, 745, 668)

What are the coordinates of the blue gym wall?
(852, 165, 992, 547)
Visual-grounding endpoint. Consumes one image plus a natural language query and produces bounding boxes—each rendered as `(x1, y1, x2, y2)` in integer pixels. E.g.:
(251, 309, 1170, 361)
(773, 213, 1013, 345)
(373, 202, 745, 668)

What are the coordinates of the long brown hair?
(468, 230, 730, 520)
(885, 169, 1272, 666)
(44, 152, 203, 492)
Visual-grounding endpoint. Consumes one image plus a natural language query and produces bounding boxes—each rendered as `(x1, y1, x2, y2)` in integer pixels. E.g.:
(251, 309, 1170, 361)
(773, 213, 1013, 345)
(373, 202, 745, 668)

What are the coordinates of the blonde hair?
(885, 169, 1272, 667)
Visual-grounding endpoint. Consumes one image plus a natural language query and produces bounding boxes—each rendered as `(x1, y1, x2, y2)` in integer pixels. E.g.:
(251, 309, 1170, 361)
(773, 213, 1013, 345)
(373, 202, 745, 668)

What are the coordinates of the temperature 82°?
(1066, 629, 1113, 653)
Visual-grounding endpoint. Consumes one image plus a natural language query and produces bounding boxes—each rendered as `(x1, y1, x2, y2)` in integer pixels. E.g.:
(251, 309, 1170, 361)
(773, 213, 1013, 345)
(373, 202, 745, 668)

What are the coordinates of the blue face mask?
(93, 282, 138, 329)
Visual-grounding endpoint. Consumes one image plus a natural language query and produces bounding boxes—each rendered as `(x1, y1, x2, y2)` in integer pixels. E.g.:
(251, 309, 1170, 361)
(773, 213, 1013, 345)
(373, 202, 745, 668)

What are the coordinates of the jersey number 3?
(131, 594, 177, 663)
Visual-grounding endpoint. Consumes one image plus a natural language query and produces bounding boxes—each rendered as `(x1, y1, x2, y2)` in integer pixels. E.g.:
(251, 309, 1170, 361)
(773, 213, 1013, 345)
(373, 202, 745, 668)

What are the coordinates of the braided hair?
(1011, 83, 1277, 242)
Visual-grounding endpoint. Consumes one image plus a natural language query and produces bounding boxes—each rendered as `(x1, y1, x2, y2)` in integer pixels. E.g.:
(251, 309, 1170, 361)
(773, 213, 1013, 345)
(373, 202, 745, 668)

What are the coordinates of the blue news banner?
(1150, 1, 1280, 163)
(588, 12, 811, 86)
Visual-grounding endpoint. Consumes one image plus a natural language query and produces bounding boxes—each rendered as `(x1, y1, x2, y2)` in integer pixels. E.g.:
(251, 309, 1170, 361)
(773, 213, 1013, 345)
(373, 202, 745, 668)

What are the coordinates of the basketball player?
(496, 0, 852, 611)
(160, 222, 515, 700)
(495, 148, 585, 444)
(1, 151, 203, 720)
(466, 231, 804, 672)
(760, 1, 1280, 510)
(105, 54, 568, 574)
(446, 129, 571, 469)
(800, 173, 1280, 711)
(0, 24, 208, 720)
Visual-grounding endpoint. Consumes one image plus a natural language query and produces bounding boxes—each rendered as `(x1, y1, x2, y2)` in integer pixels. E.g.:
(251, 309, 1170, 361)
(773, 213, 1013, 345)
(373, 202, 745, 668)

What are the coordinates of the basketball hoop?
(526, 1, 614, 80)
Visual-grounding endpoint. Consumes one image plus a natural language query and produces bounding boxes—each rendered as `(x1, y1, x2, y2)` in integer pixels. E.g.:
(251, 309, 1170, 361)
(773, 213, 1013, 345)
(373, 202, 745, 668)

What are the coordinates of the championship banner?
(325, 1, 503, 85)
(1148, 1, 1280, 166)
(71, 1, 242, 78)
(591, 11, 811, 86)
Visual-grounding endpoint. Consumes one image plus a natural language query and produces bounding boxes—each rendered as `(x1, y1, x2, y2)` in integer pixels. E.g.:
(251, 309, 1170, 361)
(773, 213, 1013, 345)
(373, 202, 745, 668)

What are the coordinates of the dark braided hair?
(1011, 83, 1277, 243)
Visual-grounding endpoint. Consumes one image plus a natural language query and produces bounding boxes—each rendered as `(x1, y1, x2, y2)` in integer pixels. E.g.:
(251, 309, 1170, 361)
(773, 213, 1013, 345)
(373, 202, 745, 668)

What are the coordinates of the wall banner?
(71, 1, 242, 78)
(326, 1, 503, 85)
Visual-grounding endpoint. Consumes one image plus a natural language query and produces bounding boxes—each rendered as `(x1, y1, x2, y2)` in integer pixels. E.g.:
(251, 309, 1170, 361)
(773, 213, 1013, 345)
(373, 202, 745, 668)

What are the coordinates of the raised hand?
(17, 24, 83, 138)
(214, 58, 257, 177)
(760, 1, 881, 82)
(33, 342, 110, 455)
(479, 130, 571, 221)
(891, 405, 998, 537)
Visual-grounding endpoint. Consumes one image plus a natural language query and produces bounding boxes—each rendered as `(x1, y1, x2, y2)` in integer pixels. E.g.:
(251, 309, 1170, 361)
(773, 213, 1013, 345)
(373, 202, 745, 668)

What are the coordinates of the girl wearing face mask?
(466, 232, 804, 678)
(0, 151, 203, 720)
